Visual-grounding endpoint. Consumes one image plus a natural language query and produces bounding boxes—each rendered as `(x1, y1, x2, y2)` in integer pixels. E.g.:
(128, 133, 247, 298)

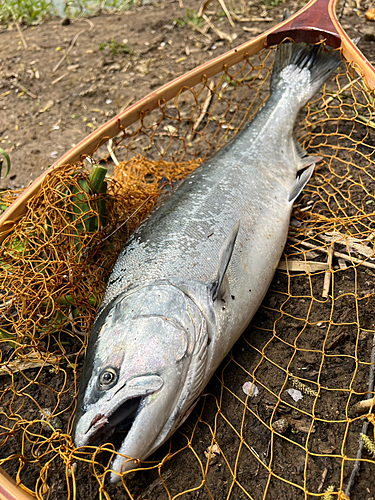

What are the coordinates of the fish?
(73, 41, 341, 483)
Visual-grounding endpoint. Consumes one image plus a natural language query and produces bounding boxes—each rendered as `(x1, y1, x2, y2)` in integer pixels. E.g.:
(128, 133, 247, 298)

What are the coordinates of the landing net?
(0, 44, 374, 500)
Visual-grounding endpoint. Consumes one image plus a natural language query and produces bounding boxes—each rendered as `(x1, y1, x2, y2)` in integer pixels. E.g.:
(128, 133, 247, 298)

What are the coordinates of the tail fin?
(270, 42, 341, 102)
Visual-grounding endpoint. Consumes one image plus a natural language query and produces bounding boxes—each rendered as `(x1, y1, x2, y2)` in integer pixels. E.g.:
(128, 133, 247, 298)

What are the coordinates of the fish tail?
(270, 42, 341, 104)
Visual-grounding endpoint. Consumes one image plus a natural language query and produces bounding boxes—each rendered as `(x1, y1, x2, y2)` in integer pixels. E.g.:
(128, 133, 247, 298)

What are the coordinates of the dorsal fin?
(210, 221, 240, 301)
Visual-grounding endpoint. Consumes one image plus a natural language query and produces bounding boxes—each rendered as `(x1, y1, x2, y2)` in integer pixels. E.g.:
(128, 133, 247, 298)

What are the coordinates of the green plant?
(222, 75, 238, 87)
(99, 38, 133, 56)
(99, 0, 137, 10)
(0, 0, 138, 26)
(175, 8, 203, 28)
(0, 148, 11, 179)
(0, 328, 17, 349)
(0, 0, 53, 26)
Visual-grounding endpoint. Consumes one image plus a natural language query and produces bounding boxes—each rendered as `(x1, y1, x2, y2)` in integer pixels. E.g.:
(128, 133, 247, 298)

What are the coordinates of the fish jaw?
(107, 379, 187, 482)
(74, 374, 164, 449)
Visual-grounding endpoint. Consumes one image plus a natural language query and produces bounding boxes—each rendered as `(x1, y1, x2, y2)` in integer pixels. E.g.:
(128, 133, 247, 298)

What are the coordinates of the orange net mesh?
(0, 45, 374, 500)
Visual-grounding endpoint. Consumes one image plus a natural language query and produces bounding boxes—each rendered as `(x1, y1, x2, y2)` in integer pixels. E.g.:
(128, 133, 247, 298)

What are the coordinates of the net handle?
(0, 469, 33, 500)
(0, 0, 374, 245)
(267, 0, 375, 89)
(268, 0, 342, 47)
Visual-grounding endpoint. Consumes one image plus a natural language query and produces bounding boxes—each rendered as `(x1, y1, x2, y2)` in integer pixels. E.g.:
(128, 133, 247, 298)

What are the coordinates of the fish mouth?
(78, 374, 164, 449)
(85, 396, 143, 447)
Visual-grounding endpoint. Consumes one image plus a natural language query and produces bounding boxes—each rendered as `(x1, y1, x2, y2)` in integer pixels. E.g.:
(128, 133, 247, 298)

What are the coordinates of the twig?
(52, 30, 84, 73)
(345, 330, 375, 497)
(277, 260, 329, 272)
(217, 0, 235, 27)
(239, 0, 249, 15)
(337, 0, 348, 20)
(0, 353, 81, 377)
(107, 139, 119, 166)
(188, 21, 211, 38)
(242, 27, 263, 35)
(52, 19, 94, 74)
(356, 114, 375, 130)
(322, 242, 334, 298)
(315, 232, 373, 258)
(320, 77, 361, 108)
(119, 96, 135, 113)
(52, 72, 68, 85)
(13, 83, 37, 99)
(353, 396, 375, 413)
(6, 5, 28, 49)
(317, 467, 328, 493)
(233, 13, 274, 22)
(186, 80, 215, 143)
(14, 19, 28, 49)
(198, 0, 211, 17)
(202, 14, 232, 42)
(288, 237, 375, 270)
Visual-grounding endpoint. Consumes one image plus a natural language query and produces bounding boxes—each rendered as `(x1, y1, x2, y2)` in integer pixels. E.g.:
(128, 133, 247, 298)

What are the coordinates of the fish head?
(73, 282, 210, 481)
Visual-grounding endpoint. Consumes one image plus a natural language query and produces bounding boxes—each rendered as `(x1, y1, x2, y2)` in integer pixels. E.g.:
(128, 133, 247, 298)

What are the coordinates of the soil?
(1, 1, 375, 500)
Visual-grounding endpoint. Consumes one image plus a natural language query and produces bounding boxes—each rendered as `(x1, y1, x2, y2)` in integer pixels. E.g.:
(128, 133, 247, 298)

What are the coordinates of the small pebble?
(272, 418, 289, 435)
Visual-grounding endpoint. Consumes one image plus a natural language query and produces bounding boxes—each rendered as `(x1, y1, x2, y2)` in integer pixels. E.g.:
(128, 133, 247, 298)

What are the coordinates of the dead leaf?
(163, 125, 177, 134)
(321, 231, 374, 258)
(288, 417, 316, 434)
(204, 443, 220, 464)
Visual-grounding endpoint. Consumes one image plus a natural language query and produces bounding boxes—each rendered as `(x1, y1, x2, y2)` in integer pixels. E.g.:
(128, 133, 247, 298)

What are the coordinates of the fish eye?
(98, 367, 118, 389)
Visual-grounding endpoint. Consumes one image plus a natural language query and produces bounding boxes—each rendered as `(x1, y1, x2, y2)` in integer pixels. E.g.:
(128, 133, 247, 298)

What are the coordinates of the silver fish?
(73, 42, 340, 482)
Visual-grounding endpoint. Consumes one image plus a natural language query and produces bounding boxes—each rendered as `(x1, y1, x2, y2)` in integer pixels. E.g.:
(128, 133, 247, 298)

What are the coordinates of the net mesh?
(0, 43, 374, 500)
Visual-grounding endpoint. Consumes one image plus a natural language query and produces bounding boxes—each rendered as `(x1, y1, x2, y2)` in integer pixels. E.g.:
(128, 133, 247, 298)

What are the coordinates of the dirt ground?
(1, 1, 375, 500)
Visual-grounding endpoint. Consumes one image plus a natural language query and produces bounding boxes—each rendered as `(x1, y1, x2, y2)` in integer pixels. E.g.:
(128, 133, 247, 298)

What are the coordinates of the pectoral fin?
(210, 221, 240, 301)
(288, 164, 315, 203)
